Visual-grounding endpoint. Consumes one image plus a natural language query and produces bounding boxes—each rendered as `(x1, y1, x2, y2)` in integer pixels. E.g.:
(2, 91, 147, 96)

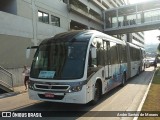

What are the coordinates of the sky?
(129, 0, 153, 4)
(144, 30, 160, 45)
(129, 0, 160, 45)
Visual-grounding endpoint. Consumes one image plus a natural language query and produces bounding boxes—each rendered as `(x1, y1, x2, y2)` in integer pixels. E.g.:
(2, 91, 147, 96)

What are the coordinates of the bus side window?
(117, 44, 126, 63)
(109, 42, 118, 64)
(87, 47, 97, 77)
(123, 45, 127, 63)
(88, 48, 97, 67)
(104, 41, 110, 65)
(89, 37, 104, 67)
(95, 38, 104, 66)
(88, 50, 92, 67)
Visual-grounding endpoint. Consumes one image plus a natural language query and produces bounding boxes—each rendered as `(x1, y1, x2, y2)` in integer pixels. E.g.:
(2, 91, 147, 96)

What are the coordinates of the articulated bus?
(126, 42, 145, 79)
(27, 30, 144, 104)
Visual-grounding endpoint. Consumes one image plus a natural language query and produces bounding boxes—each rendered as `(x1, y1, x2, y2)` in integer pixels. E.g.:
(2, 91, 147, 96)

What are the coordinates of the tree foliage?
(157, 43, 160, 55)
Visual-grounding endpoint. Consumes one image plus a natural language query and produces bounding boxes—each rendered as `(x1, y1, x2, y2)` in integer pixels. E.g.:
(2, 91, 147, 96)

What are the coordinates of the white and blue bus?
(126, 42, 145, 78)
(27, 30, 143, 104)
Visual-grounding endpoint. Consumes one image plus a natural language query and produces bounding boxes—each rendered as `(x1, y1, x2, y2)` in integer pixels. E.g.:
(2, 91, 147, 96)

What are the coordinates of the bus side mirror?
(26, 46, 38, 59)
(91, 47, 97, 59)
(26, 48, 31, 59)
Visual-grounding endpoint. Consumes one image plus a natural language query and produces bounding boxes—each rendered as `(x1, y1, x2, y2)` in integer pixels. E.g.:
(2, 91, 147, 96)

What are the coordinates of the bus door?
(117, 44, 124, 84)
(103, 41, 110, 92)
(88, 37, 105, 80)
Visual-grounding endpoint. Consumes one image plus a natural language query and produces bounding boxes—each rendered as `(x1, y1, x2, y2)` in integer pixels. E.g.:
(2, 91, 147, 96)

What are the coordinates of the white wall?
(37, 22, 67, 42)
(0, 34, 34, 68)
(7, 68, 25, 87)
(0, 11, 35, 68)
(0, 11, 33, 38)
(17, 0, 32, 19)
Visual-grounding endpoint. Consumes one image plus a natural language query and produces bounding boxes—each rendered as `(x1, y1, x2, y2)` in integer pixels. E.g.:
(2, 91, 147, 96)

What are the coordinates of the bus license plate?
(45, 93, 54, 98)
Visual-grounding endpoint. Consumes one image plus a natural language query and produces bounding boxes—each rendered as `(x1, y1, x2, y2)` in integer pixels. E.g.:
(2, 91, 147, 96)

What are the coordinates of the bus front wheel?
(90, 81, 101, 105)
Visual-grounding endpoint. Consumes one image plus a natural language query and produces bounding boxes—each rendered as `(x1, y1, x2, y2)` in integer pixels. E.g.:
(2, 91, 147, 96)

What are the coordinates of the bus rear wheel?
(90, 81, 101, 105)
(121, 73, 126, 87)
(137, 67, 141, 75)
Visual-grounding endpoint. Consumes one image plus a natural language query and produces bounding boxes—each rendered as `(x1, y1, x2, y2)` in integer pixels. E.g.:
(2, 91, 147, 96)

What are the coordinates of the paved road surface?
(0, 67, 155, 120)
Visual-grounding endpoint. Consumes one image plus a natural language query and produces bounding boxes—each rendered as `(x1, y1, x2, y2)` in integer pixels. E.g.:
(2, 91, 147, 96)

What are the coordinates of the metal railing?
(0, 66, 14, 91)
(69, 0, 88, 13)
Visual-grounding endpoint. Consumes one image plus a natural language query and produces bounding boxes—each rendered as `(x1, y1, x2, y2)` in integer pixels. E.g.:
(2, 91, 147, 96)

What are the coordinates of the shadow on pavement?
(4, 85, 124, 119)
(126, 69, 155, 85)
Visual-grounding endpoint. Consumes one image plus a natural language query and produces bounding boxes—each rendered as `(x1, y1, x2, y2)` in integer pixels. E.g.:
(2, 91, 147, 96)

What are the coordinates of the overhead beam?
(104, 22, 160, 35)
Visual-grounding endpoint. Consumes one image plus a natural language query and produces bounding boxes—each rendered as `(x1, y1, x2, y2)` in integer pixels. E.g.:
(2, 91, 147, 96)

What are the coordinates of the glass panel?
(112, 17, 118, 28)
(51, 15, 60, 27)
(31, 40, 89, 79)
(127, 14, 136, 20)
(137, 14, 141, 24)
(127, 14, 136, 25)
(144, 9, 160, 23)
(43, 13, 49, 24)
(38, 11, 43, 22)
(117, 16, 124, 27)
(110, 42, 118, 64)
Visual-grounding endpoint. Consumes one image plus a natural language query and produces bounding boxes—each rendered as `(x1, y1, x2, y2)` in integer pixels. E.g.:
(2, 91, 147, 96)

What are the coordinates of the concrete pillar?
(103, 11, 106, 29)
(127, 33, 133, 43)
(116, 9, 118, 27)
(141, 11, 144, 23)
(31, 0, 38, 46)
(123, 15, 127, 26)
(135, 5, 138, 24)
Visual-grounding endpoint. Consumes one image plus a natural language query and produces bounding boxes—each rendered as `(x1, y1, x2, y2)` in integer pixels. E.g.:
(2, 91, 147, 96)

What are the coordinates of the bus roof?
(40, 30, 125, 45)
(127, 42, 142, 49)
(40, 30, 91, 45)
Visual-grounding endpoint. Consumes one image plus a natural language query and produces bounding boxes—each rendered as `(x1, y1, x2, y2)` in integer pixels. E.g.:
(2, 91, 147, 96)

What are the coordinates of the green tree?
(157, 43, 160, 55)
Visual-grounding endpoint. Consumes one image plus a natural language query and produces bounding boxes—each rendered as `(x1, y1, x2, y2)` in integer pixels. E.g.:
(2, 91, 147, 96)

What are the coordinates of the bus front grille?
(34, 84, 70, 92)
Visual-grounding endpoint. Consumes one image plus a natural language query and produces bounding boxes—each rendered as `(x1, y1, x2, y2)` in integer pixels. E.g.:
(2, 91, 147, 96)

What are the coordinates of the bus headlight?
(28, 80, 34, 90)
(69, 85, 82, 92)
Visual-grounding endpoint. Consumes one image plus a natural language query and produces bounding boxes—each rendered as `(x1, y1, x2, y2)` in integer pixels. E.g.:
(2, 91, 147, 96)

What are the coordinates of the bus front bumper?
(28, 86, 88, 104)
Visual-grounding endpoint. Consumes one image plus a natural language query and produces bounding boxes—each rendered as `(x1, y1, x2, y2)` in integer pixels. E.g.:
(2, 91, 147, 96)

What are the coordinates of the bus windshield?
(30, 41, 89, 80)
